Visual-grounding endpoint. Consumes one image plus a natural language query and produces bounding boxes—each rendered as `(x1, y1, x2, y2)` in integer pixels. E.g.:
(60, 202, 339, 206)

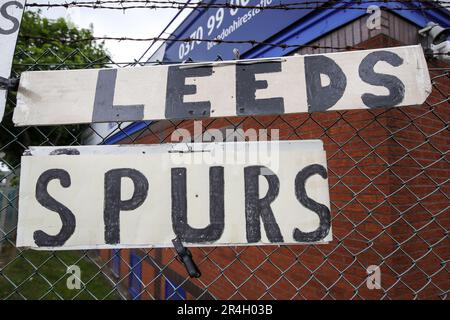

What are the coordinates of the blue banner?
(160, 0, 325, 62)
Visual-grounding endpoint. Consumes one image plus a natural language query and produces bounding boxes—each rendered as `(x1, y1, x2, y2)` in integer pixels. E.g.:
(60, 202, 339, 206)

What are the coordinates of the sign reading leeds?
(13, 45, 430, 126)
(16, 141, 331, 249)
(0, 0, 25, 122)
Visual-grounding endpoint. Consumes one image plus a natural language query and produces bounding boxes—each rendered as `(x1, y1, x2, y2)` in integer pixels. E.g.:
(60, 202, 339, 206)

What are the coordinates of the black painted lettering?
(359, 51, 405, 108)
(171, 167, 224, 242)
(0, 1, 23, 35)
(294, 164, 331, 242)
(49, 148, 80, 156)
(305, 55, 347, 112)
(236, 62, 284, 116)
(165, 66, 213, 119)
(244, 166, 283, 243)
(104, 169, 149, 244)
(92, 69, 144, 122)
(34, 169, 75, 247)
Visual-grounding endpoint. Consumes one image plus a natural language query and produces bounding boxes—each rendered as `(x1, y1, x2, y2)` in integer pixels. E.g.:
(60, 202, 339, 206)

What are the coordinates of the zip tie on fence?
(0, 76, 19, 91)
(172, 236, 201, 278)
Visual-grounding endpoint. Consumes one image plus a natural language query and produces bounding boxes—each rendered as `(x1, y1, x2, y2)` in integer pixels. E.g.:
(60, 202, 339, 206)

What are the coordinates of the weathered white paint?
(0, 0, 25, 121)
(17, 140, 331, 250)
(13, 45, 431, 126)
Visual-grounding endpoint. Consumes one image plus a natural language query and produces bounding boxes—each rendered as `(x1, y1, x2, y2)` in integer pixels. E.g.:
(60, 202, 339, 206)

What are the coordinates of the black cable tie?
(172, 236, 201, 278)
(0, 76, 19, 91)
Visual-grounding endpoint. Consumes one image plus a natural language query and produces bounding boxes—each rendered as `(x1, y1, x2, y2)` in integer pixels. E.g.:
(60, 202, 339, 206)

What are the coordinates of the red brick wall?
(97, 36, 449, 300)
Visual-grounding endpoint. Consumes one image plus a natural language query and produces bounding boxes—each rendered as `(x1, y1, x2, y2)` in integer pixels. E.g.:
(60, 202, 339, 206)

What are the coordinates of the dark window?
(128, 252, 142, 300)
(165, 278, 186, 300)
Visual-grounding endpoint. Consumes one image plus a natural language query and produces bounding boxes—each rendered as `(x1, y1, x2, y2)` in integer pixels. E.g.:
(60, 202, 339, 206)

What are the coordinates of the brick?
(112, 33, 450, 300)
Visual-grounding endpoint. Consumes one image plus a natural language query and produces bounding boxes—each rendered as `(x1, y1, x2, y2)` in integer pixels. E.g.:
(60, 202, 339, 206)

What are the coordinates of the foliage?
(0, 249, 121, 299)
(1, 11, 110, 169)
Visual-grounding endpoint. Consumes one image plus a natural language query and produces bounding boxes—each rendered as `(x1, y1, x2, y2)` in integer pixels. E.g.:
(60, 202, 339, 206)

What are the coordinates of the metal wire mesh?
(0, 47, 448, 300)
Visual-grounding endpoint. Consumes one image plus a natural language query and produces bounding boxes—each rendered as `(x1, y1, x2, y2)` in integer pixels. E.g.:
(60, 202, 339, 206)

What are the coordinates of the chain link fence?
(0, 46, 448, 300)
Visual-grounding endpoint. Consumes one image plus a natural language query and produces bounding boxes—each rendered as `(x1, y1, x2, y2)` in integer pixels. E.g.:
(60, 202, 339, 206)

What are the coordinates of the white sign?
(13, 45, 431, 126)
(17, 140, 331, 250)
(0, 0, 25, 122)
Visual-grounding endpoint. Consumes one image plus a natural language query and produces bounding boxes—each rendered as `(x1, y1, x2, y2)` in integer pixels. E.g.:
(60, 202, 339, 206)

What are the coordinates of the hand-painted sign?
(16, 140, 331, 249)
(13, 45, 431, 127)
(157, 0, 327, 62)
(0, 0, 25, 122)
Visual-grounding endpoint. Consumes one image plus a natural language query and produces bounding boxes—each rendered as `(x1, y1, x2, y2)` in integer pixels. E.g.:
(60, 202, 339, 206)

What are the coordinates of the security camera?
(419, 22, 450, 45)
(419, 22, 450, 63)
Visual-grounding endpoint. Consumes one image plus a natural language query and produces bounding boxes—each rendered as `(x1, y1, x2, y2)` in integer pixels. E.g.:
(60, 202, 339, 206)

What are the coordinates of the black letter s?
(34, 169, 76, 247)
(359, 51, 405, 108)
(294, 164, 331, 242)
(0, 1, 24, 35)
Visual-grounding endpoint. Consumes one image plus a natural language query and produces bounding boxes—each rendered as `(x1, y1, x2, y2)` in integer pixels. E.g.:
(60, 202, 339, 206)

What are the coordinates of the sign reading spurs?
(13, 45, 430, 126)
(0, 0, 25, 122)
(16, 141, 331, 249)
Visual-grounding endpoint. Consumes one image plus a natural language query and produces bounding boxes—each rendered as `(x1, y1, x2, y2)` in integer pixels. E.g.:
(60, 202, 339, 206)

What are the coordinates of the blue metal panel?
(243, 5, 365, 59)
(157, 0, 450, 62)
(165, 278, 186, 300)
(103, 120, 152, 145)
(385, 1, 450, 29)
(161, 0, 327, 62)
(129, 252, 142, 300)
